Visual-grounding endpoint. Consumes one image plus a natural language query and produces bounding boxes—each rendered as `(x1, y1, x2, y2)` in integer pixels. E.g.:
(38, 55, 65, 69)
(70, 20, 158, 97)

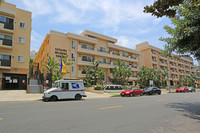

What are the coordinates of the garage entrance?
(2, 73, 27, 90)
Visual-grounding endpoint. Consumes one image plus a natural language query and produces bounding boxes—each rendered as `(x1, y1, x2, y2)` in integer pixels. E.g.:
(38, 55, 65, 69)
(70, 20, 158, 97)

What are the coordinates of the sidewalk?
(0, 90, 111, 102)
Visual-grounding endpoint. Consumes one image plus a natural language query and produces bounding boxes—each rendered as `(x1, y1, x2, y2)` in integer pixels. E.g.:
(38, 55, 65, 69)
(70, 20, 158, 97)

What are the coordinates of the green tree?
(29, 57, 34, 78)
(144, 0, 200, 18)
(82, 60, 106, 87)
(144, 0, 200, 59)
(138, 66, 166, 88)
(110, 59, 133, 85)
(83, 66, 94, 88)
(43, 57, 59, 87)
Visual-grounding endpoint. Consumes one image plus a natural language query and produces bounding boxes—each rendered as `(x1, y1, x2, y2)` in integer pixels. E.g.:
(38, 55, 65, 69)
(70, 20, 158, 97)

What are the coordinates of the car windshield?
(146, 87, 153, 90)
(179, 87, 184, 89)
(188, 87, 193, 89)
(53, 82, 59, 88)
(131, 88, 139, 90)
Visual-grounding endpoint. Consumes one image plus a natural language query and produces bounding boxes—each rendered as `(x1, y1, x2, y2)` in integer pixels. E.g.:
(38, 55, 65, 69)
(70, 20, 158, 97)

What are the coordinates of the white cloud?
(31, 31, 44, 51)
(21, 0, 52, 17)
(117, 36, 142, 49)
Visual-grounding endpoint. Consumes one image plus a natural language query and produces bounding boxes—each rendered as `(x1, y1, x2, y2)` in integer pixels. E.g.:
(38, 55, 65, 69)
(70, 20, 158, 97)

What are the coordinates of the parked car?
(120, 87, 143, 97)
(176, 86, 189, 93)
(103, 85, 124, 93)
(188, 87, 196, 92)
(143, 87, 161, 95)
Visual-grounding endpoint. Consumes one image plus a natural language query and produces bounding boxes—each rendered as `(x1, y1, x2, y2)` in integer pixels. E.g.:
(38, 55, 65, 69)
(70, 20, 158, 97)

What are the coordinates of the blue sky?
(6, 0, 198, 64)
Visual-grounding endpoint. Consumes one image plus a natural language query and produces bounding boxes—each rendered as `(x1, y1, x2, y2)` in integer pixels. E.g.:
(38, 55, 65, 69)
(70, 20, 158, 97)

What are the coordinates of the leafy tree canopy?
(144, 0, 200, 18)
(144, 0, 200, 59)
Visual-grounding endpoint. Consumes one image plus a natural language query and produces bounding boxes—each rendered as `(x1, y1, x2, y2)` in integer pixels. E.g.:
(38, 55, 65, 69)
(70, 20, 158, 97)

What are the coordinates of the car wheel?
(43, 98, 48, 102)
(75, 94, 82, 100)
(158, 92, 161, 95)
(50, 95, 58, 101)
(130, 93, 134, 97)
(121, 94, 125, 97)
(140, 93, 143, 96)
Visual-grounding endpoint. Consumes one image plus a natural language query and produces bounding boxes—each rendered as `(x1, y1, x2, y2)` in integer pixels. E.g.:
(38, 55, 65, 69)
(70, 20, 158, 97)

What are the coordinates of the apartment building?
(33, 30, 144, 85)
(136, 42, 195, 86)
(0, 2, 31, 90)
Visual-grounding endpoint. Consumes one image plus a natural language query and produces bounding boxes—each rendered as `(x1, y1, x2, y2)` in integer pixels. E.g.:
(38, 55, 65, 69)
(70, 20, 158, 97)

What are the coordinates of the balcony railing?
(0, 59, 11, 67)
(81, 46, 94, 50)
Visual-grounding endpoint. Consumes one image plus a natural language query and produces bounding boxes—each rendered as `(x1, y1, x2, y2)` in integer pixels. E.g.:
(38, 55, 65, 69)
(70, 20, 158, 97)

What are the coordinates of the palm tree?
(43, 57, 59, 87)
(92, 60, 100, 85)
(97, 68, 105, 84)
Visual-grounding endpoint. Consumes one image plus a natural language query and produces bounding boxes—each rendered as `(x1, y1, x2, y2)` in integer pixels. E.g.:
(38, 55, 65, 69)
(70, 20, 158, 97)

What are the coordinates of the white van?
(43, 80, 87, 101)
(103, 85, 124, 93)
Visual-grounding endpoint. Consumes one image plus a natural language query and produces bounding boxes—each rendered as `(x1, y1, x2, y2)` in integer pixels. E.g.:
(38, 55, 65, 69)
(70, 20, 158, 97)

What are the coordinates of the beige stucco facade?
(34, 30, 144, 85)
(0, 2, 32, 90)
(136, 42, 195, 86)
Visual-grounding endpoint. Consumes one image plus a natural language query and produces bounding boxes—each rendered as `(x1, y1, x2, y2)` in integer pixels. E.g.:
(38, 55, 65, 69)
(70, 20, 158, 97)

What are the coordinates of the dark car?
(144, 87, 161, 95)
(188, 87, 196, 92)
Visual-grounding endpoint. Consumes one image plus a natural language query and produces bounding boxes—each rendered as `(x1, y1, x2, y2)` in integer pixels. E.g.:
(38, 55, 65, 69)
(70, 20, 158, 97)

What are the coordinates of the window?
(72, 40, 76, 49)
(72, 66, 76, 76)
(20, 22, 26, 28)
(0, 54, 11, 60)
(100, 58, 106, 64)
(61, 83, 69, 90)
(100, 47, 106, 52)
(82, 56, 92, 62)
(0, 16, 6, 22)
(17, 56, 24, 62)
(18, 37, 24, 43)
(72, 53, 76, 62)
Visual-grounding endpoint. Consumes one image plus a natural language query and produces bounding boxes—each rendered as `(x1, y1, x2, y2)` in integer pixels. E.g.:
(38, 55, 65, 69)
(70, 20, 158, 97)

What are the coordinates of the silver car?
(188, 87, 196, 92)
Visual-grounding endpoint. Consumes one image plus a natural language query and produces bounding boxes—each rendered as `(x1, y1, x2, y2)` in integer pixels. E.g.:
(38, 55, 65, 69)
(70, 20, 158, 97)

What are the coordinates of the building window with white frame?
(72, 40, 76, 49)
(72, 53, 76, 62)
(18, 37, 25, 43)
(20, 22, 26, 28)
(72, 66, 76, 76)
(17, 56, 24, 62)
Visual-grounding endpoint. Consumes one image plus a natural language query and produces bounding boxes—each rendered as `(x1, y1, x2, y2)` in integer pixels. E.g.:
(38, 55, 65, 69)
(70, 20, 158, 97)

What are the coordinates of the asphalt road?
(0, 92, 200, 133)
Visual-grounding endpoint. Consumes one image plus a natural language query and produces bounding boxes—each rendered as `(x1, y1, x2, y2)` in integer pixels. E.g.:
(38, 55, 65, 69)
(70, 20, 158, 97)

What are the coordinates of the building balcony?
(171, 70, 178, 74)
(160, 62, 167, 66)
(77, 45, 138, 62)
(170, 64, 177, 68)
(99, 61, 113, 68)
(129, 65, 139, 71)
(0, 59, 11, 69)
(178, 61, 184, 65)
(159, 55, 167, 60)
(0, 23, 14, 34)
(0, 6, 16, 17)
(77, 45, 94, 54)
(0, 39, 13, 49)
(77, 57, 93, 66)
(178, 66, 184, 70)
(152, 60, 158, 64)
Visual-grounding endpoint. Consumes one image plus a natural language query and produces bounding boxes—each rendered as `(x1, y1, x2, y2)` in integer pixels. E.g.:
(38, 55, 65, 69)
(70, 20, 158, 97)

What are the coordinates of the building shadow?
(166, 102, 200, 122)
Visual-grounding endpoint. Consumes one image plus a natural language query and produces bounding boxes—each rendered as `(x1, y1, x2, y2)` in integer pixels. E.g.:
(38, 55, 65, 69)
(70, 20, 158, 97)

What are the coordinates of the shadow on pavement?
(166, 102, 200, 122)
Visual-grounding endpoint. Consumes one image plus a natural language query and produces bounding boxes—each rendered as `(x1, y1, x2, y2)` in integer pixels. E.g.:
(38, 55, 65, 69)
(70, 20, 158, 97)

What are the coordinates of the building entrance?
(2, 73, 27, 90)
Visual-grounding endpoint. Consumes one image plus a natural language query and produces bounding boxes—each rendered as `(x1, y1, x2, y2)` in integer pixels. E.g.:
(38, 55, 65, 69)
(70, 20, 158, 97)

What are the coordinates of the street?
(0, 92, 200, 133)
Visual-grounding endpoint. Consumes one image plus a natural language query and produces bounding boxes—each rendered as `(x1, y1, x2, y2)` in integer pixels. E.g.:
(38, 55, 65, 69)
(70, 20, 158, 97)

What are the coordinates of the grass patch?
(106, 92, 121, 96)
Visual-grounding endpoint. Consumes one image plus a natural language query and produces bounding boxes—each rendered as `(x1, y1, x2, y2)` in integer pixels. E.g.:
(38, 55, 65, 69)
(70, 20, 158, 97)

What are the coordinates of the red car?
(176, 87, 189, 93)
(120, 87, 143, 97)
